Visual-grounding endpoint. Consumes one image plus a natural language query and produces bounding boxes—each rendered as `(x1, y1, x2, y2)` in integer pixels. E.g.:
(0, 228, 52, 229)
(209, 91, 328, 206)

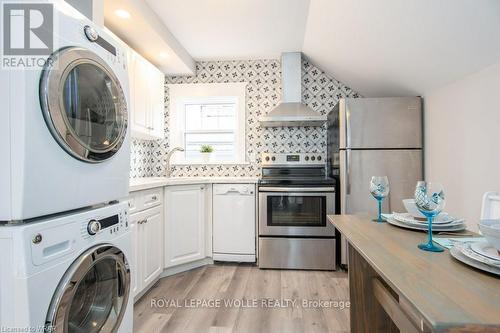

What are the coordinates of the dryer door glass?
(46, 245, 131, 333)
(62, 63, 125, 153)
(40, 47, 128, 163)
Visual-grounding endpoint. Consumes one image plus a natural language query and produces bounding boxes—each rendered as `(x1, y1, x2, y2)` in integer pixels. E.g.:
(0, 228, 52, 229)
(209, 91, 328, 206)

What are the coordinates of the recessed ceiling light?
(159, 52, 168, 59)
(115, 9, 131, 19)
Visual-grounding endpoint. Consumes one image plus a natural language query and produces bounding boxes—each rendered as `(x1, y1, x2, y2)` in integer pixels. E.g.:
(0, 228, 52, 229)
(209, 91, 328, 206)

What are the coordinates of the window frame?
(168, 82, 247, 164)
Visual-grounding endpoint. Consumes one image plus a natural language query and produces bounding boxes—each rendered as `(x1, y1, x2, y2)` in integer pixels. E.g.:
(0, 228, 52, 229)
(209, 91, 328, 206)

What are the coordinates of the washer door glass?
(46, 246, 130, 333)
(68, 257, 124, 332)
(41, 47, 128, 163)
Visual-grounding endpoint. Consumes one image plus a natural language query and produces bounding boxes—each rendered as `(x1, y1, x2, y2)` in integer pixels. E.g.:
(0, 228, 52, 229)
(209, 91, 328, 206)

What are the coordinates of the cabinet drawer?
(129, 188, 164, 214)
(127, 196, 139, 215)
(372, 278, 430, 332)
(142, 188, 163, 209)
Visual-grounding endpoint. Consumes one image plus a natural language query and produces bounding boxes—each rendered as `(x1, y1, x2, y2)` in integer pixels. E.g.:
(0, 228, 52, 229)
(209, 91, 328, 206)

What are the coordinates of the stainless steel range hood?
(259, 52, 326, 127)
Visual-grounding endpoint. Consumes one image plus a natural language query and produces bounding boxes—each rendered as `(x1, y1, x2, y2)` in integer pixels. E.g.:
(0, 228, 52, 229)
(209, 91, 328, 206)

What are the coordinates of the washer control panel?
(82, 209, 128, 238)
(261, 153, 326, 166)
(87, 219, 101, 235)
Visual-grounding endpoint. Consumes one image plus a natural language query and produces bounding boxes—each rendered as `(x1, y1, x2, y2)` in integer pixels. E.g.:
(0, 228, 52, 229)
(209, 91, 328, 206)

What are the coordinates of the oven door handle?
(259, 187, 336, 193)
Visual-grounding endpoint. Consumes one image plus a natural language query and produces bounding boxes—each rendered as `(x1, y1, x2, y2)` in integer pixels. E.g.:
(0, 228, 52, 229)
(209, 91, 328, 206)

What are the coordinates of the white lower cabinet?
(140, 206, 163, 286)
(129, 189, 164, 298)
(164, 185, 208, 268)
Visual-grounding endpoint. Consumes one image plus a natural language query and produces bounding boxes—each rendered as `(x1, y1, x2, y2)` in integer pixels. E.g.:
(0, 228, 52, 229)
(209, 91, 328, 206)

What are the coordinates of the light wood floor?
(133, 263, 350, 333)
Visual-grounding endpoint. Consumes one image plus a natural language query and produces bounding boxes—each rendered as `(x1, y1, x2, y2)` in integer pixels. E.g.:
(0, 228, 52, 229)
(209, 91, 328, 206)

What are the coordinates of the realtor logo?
(2, 2, 53, 55)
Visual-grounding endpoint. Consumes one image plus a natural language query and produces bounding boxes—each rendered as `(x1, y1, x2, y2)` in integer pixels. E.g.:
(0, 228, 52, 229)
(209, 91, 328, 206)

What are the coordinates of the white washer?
(0, 1, 130, 222)
(0, 202, 133, 333)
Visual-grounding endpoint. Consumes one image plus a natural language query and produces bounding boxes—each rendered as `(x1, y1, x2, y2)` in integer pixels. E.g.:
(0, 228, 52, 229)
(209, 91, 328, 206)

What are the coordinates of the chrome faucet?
(165, 147, 185, 177)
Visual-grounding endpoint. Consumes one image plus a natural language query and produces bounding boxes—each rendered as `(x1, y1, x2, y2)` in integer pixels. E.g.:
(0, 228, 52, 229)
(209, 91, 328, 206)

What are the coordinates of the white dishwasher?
(213, 184, 256, 262)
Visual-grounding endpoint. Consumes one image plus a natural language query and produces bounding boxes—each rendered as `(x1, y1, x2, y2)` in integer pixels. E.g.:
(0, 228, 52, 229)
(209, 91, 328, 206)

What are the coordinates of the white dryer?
(0, 0, 130, 222)
(0, 202, 133, 333)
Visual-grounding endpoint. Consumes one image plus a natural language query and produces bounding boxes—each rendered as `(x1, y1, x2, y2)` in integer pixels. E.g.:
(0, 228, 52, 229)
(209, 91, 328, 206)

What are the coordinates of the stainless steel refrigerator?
(327, 97, 423, 266)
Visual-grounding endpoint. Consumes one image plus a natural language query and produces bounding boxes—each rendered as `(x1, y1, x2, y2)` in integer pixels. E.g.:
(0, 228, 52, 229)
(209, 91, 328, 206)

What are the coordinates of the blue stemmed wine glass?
(370, 176, 390, 223)
(414, 181, 445, 252)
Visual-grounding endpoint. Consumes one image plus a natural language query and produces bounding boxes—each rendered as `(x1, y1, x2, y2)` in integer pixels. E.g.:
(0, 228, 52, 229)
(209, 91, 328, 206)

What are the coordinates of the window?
(168, 83, 247, 164)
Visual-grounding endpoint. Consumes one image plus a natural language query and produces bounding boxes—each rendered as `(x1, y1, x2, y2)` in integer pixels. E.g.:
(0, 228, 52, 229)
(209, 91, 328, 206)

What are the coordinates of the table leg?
(348, 243, 399, 333)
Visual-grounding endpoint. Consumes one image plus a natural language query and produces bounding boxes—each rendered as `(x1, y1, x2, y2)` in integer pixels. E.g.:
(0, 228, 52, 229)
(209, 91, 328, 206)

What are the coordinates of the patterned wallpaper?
(130, 57, 359, 178)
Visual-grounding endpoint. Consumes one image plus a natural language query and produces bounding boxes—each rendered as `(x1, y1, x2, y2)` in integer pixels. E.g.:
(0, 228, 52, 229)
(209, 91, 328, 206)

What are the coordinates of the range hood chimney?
(259, 52, 326, 127)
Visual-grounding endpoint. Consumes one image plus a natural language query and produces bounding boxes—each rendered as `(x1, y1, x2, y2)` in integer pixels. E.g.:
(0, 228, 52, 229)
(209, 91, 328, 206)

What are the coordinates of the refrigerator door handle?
(345, 106, 351, 149)
(346, 149, 351, 195)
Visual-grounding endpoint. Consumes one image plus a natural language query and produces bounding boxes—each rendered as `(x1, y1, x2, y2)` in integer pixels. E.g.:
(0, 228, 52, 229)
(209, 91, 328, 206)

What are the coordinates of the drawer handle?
(372, 278, 420, 333)
(151, 196, 157, 200)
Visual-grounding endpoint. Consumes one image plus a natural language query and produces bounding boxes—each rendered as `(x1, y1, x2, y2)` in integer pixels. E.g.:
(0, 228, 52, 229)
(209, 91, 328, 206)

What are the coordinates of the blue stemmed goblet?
(370, 176, 390, 223)
(414, 181, 445, 252)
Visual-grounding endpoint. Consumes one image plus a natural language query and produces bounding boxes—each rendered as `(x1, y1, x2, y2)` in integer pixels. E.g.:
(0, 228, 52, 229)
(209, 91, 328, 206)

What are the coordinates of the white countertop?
(129, 176, 259, 192)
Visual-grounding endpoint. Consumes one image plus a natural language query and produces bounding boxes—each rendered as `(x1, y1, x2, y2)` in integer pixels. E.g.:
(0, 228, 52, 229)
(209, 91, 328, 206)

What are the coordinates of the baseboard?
(134, 278, 161, 303)
(213, 253, 256, 262)
(134, 258, 214, 303)
(160, 257, 214, 278)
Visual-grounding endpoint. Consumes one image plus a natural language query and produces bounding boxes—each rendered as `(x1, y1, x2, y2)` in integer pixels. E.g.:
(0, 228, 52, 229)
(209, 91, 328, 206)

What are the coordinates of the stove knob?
(305, 156, 309, 161)
(87, 219, 101, 235)
(317, 156, 322, 161)
(311, 156, 316, 161)
(265, 156, 270, 162)
(271, 156, 276, 161)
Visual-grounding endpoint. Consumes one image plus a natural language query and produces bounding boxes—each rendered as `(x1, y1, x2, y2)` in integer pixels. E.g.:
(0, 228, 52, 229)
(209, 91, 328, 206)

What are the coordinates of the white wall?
(424, 61, 500, 231)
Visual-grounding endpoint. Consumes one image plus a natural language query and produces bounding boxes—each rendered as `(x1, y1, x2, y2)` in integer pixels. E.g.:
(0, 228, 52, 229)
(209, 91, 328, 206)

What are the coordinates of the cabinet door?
(141, 205, 163, 287)
(128, 49, 165, 140)
(130, 53, 150, 137)
(129, 210, 145, 297)
(149, 66, 165, 139)
(165, 185, 205, 267)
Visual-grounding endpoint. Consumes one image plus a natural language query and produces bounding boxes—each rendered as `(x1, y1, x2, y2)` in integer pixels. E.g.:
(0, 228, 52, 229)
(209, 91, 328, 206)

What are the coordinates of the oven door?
(259, 187, 336, 237)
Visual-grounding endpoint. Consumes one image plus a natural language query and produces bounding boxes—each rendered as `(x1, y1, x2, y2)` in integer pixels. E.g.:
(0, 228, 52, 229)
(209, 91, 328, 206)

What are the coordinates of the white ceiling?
(303, 0, 500, 96)
(145, 0, 500, 96)
(145, 0, 310, 60)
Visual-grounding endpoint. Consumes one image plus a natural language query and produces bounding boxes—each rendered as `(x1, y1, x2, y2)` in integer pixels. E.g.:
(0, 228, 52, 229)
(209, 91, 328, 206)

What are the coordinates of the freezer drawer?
(213, 184, 256, 262)
(259, 237, 336, 270)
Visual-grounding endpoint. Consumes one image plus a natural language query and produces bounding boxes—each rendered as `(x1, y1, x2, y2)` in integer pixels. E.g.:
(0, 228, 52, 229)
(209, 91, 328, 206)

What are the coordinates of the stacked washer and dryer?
(1, 1, 133, 332)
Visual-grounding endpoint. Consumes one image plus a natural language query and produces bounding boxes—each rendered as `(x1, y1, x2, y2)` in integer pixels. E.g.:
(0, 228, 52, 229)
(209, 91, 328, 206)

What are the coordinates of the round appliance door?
(46, 245, 131, 333)
(40, 47, 128, 163)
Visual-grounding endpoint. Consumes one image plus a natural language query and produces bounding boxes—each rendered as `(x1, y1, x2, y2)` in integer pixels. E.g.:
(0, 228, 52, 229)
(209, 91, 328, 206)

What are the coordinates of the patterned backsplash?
(130, 57, 359, 178)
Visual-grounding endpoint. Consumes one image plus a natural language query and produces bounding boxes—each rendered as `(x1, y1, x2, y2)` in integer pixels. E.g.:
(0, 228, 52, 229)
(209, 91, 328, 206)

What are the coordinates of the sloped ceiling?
(303, 0, 500, 96)
(146, 0, 310, 60)
(146, 0, 500, 97)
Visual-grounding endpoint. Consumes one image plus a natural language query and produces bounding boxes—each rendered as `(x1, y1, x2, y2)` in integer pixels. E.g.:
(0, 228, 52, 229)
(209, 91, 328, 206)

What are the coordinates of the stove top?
(259, 153, 336, 187)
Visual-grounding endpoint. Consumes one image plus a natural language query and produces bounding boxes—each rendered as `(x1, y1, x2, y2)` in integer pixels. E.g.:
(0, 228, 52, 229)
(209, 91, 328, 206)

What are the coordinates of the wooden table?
(328, 214, 500, 333)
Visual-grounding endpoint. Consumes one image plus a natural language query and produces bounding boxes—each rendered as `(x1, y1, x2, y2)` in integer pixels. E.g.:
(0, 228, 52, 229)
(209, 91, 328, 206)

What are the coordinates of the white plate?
(470, 241, 500, 262)
(393, 212, 457, 225)
(460, 243, 500, 268)
(450, 244, 500, 276)
(386, 217, 466, 232)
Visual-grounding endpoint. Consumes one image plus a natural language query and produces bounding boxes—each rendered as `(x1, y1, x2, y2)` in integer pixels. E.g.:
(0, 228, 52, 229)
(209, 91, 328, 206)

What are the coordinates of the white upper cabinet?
(127, 49, 165, 140)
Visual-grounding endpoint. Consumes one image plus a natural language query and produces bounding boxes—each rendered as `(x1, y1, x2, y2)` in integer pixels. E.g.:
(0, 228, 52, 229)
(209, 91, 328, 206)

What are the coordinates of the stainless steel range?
(258, 153, 337, 270)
